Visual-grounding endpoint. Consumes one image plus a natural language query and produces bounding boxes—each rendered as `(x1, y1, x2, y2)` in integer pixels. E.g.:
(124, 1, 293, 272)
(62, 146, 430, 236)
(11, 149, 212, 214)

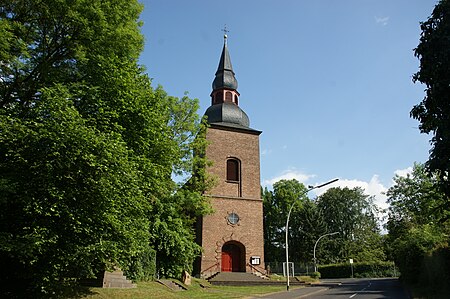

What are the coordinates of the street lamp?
(313, 231, 339, 273)
(285, 178, 338, 291)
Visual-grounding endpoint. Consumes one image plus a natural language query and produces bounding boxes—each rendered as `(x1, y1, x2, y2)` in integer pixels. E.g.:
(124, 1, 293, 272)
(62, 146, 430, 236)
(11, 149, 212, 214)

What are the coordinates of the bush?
(127, 245, 157, 281)
(310, 272, 321, 279)
(319, 261, 397, 278)
(419, 245, 450, 296)
(391, 225, 444, 284)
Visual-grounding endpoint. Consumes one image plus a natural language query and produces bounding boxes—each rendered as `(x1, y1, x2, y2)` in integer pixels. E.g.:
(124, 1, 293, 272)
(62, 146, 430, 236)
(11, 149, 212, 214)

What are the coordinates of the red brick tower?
(197, 35, 265, 277)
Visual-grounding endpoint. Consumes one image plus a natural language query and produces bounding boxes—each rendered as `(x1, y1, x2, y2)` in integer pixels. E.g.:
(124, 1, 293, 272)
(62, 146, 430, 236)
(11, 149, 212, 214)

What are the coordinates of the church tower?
(197, 34, 265, 277)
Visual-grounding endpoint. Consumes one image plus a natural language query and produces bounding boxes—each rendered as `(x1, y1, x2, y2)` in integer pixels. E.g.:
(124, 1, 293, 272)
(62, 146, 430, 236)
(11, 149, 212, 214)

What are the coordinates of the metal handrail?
(247, 263, 267, 276)
(200, 262, 220, 276)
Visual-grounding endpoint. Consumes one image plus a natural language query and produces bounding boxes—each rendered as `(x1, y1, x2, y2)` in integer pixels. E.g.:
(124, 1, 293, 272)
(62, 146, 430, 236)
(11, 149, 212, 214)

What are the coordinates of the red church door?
(221, 243, 241, 272)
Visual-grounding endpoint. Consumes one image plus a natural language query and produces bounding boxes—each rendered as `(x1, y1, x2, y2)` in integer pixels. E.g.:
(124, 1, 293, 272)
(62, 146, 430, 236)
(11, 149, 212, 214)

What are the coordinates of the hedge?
(318, 261, 397, 278)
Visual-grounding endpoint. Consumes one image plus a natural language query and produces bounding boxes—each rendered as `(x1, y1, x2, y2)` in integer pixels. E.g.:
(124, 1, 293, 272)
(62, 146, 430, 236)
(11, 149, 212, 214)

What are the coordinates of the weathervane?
(222, 25, 229, 44)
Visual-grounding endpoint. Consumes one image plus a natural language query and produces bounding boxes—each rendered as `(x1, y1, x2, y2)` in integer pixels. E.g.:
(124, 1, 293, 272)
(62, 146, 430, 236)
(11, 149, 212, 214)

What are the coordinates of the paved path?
(256, 278, 409, 299)
(308, 278, 409, 299)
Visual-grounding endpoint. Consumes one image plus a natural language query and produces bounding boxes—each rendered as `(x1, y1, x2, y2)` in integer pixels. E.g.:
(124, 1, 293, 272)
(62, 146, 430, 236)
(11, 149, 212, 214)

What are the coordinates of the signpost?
(350, 259, 354, 278)
(283, 262, 294, 278)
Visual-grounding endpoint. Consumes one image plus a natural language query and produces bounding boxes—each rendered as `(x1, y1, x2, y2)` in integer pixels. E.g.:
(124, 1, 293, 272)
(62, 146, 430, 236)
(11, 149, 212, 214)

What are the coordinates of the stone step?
(209, 272, 266, 281)
(157, 279, 187, 291)
(208, 272, 308, 286)
(211, 280, 305, 286)
(103, 281, 136, 288)
(102, 270, 136, 288)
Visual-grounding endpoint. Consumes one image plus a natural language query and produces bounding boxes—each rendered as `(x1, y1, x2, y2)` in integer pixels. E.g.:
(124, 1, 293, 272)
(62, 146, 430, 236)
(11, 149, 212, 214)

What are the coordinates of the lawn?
(73, 278, 299, 299)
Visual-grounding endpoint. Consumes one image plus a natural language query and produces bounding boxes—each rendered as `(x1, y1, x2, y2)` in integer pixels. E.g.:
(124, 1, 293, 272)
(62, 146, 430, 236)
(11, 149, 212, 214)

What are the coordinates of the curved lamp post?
(285, 178, 338, 291)
(313, 231, 339, 273)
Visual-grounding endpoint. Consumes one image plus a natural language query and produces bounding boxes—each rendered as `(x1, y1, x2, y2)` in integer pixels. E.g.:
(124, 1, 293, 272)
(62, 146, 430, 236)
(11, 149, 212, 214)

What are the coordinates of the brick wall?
(205, 126, 261, 199)
(199, 125, 265, 276)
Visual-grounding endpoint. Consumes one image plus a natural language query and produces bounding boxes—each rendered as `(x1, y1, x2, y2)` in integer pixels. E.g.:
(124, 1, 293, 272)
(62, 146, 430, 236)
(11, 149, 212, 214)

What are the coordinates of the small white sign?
(349, 259, 354, 264)
(250, 256, 261, 265)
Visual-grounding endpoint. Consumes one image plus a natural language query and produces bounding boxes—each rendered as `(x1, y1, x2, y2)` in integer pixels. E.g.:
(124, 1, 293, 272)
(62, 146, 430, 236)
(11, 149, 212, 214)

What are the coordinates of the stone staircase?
(208, 272, 306, 286)
(102, 270, 136, 288)
(157, 279, 187, 291)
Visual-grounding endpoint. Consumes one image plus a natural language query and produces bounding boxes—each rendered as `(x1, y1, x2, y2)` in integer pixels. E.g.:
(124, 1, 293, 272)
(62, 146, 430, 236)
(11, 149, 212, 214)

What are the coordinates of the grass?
(72, 278, 300, 299)
(297, 276, 320, 283)
(268, 274, 319, 284)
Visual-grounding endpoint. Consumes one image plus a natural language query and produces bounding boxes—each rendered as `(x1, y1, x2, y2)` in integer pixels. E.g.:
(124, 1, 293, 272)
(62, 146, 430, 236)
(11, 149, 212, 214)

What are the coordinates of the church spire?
(211, 31, 239, 106)
(204, 30, 257, 130)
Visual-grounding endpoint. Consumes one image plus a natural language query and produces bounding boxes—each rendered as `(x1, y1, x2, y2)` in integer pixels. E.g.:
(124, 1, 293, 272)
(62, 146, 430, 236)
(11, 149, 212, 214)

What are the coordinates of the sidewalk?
(256, 286, 329, 299)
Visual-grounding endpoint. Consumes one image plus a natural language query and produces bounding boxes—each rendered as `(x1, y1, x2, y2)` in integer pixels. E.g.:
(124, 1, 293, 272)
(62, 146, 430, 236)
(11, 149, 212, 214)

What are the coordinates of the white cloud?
(314, 175, 389, 233)
(262, 167, 420, 233)
(394, 166, 413, 178)
(261, 148, 272, 156)
(264, 171, 389, 211)
(262, 169, 316, 187)
(316, 175, 389, 210)
(375, 16, 389, 26)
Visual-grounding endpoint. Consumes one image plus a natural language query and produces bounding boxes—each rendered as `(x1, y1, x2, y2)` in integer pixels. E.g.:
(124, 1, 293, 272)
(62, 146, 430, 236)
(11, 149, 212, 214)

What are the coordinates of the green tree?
(0, 0, 211, 295)
(385, 163, 449, 287)
(0, 0, 144, 110)
(411, 0, 450, 202)
(1, 86, 152, 294)
(290, 200, 327, 263)
(263, 179, 309, 263)
(316, 187, 384, 264)
(262, 186, 282, 262)
(386, 163, 449, 235)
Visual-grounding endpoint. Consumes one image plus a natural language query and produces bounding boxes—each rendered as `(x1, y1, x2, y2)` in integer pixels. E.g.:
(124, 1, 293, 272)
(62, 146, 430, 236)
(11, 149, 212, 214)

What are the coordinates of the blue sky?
(139, 0, 438, 211)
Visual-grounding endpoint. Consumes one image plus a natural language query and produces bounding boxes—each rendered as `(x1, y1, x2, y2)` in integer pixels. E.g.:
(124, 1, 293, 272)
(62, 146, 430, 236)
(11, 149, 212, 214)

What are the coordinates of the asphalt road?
(259, 278, 410, 299)
(311, 278, 410, 299)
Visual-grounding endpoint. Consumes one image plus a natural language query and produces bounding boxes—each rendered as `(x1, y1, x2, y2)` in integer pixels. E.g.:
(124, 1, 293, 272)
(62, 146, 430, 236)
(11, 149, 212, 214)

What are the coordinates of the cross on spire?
(222, 25, 229, 44)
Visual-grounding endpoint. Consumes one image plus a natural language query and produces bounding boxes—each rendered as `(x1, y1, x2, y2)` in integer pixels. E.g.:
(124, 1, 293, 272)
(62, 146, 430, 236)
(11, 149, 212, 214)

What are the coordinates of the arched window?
(214, 91, 223, 104)
(226, 159, 239, 182)
(225, 91, 232, 102)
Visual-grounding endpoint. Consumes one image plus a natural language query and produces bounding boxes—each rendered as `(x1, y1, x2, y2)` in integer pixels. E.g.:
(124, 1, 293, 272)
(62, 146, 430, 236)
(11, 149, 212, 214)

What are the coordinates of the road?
(259, 278, 410, 299)
(308, 278, 409, 299)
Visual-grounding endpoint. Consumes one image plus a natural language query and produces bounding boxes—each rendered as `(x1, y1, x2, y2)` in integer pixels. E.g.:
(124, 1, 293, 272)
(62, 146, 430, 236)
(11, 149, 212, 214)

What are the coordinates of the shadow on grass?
(1, 281, 98, 299)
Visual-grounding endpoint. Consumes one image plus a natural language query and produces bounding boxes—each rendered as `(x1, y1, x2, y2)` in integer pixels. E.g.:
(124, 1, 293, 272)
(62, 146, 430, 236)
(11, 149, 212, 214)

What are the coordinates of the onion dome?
(205, 102, 250, 127)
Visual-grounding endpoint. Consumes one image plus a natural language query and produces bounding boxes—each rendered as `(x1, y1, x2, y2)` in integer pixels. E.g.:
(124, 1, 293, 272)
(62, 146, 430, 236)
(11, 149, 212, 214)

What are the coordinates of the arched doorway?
(221, 241, 245, 272)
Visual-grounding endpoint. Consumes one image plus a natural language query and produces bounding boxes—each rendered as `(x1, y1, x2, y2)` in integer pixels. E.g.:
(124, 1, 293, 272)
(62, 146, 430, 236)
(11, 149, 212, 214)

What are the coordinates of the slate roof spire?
(205, 32, 257, 130)
(212, 34, 238, 91)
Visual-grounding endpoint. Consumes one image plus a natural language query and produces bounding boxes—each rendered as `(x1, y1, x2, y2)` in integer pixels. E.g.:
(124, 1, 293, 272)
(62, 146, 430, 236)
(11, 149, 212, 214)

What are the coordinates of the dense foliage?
(411, 0, 450, 202)
(406, 1, 450, 294)
(316, 187, 385, 264)
(385, 163, 449, 295)
(263, 180, 384, 268)
(0, 0, 211, 296)
(262, 180, 310, 262)
(318, 261, 396, 279)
